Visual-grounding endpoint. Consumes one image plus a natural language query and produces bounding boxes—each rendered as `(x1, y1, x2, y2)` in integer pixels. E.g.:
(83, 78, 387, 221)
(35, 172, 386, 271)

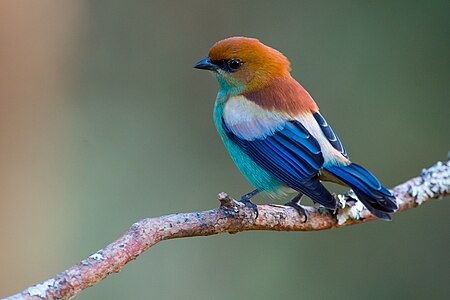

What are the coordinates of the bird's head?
(194, 37, 291, 94)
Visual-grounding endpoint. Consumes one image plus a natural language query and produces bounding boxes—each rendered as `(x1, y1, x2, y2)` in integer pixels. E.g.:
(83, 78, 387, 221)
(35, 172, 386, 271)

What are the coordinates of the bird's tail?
(324, 163, 398, 220)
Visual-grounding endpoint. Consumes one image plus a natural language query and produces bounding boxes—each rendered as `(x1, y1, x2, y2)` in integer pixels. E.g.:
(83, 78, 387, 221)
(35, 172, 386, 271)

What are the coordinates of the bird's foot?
(318, 193, 339, 215)
(284, 200, 308, 223)
(318, 206, 331, 215)
(239, 198, 259, 218)
(239, 189, 259, 219)
(318, 205, 338, 216)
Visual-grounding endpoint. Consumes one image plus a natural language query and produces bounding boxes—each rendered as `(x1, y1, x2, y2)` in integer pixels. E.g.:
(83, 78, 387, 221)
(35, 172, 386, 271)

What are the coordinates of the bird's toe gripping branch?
(283, 201, 308, 223)
(239, 200, 259, 219)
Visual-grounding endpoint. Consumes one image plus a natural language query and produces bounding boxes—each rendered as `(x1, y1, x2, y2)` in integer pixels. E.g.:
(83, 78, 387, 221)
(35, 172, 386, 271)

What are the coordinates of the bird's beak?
(194, 57, 218, 71)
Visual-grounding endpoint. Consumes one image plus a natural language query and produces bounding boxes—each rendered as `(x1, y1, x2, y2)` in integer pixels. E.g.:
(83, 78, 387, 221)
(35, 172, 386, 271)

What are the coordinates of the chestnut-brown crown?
(208, 37, 291, 90)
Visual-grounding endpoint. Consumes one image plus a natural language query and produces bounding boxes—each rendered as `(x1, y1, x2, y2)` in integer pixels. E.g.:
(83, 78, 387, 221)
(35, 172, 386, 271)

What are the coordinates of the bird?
(194, 37, 397, 220)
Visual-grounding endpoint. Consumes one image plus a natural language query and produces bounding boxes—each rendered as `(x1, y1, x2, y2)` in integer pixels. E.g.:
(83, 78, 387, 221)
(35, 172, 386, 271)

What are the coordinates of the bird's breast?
(222, 95, 289, 140)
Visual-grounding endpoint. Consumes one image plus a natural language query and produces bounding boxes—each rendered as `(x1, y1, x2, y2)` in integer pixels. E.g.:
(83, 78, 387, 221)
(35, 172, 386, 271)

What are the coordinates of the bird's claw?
(239, 199, 259, 219)
(284, 201, 308, 223)
(318, 206, 338, 215)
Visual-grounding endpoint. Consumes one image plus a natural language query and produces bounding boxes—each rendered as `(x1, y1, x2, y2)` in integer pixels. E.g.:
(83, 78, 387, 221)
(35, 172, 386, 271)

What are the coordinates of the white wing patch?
(223, 95, 289, 140)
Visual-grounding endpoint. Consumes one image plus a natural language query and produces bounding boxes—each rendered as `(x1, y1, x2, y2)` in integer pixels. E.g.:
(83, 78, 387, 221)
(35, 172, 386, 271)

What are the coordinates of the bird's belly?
(221, 130, 284, 193)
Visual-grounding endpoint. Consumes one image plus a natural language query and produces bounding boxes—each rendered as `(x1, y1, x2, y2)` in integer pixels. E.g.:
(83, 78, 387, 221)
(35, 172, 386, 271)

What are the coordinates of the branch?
(3, 160, 449, 300)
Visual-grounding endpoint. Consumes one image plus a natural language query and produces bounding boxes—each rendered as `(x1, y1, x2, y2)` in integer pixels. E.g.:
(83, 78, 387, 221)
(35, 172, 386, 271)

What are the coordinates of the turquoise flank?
(213, 77, 284, 194)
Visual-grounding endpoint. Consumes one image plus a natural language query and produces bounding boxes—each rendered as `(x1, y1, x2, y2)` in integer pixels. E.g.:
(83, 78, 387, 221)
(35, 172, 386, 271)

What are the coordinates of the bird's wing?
(222, 111, 336, 208)
(312, 112, 348, 159)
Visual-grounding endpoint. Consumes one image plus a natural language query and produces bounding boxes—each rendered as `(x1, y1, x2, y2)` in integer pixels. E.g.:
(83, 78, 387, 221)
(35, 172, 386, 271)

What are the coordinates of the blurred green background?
(0, 1, 449, 299)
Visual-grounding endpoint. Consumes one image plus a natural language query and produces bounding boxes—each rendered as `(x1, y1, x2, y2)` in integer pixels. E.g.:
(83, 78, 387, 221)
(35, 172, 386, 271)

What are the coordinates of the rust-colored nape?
(243, 76, 318, 115)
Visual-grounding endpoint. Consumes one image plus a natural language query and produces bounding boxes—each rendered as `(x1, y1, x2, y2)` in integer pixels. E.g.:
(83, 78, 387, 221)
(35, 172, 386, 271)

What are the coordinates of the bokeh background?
(1, 1, 449, 299)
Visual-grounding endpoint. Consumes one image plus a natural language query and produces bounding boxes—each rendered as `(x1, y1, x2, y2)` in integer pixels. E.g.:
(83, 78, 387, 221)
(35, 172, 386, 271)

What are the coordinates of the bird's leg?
(284, 192, 308, 223)
(239, 189, 259, 218)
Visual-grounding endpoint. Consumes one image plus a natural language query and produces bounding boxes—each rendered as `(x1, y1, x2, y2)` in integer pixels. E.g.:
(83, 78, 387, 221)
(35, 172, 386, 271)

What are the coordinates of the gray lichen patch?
(336, 193, 365, 225)
(409, 161, 450, 205)
(89, 251, 104, 261)
(27, 278, 56, 298)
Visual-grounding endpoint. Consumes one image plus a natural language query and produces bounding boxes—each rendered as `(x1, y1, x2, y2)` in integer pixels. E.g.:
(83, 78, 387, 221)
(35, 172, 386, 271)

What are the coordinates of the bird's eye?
(227, 59, 242, 72)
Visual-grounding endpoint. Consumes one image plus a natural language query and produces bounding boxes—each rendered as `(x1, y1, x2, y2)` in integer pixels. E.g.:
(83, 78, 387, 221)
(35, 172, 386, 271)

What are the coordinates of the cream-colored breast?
(223, 95, 289, 140)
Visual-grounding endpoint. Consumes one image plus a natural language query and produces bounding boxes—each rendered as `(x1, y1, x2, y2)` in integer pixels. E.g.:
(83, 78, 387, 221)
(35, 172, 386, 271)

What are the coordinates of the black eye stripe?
(211, 58, 242, 73)
(213, 60, 228, 70)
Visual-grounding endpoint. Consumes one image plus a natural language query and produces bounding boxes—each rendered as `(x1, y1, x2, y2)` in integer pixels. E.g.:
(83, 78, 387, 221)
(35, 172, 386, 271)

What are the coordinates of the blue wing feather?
(325, 163, 397, 219)
(313, 112, 348, 159)
(222, 117, 336, 208)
